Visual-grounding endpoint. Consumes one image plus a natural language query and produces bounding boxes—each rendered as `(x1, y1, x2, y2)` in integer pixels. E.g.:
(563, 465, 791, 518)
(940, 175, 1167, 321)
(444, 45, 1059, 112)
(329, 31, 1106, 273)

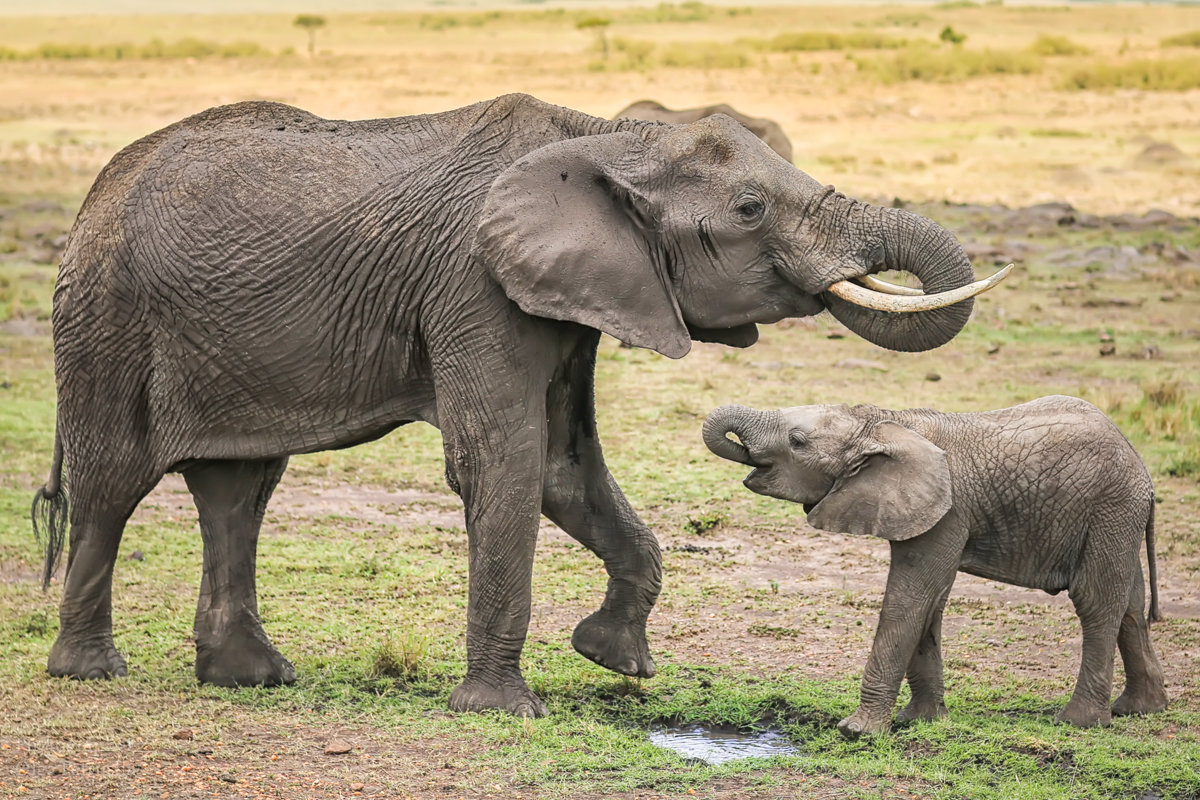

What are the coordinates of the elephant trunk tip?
(703, 405, 758, 466)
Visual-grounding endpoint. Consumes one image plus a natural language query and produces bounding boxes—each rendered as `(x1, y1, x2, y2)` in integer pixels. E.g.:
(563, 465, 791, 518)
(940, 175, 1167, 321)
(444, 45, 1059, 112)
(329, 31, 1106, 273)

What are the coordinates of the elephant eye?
(789, 431, 807, 449)
(734, 198, 765, 225)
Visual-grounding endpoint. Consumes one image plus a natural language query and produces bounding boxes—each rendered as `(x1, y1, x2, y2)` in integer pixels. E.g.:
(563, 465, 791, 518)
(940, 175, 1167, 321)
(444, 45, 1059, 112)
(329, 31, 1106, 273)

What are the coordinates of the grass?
(0, 38, 273, 60)
(1060, 58, 1200, 91)
(855, 44, 1043, 83)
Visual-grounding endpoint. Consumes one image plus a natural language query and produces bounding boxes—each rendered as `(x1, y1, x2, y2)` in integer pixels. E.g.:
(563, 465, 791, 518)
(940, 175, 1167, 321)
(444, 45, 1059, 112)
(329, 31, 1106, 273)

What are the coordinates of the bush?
(1161, 30, 1200, 48)
(1061, 58, 1200, 91)
(1029, 34, 1090, 56)
(857, 44, 1042, 83)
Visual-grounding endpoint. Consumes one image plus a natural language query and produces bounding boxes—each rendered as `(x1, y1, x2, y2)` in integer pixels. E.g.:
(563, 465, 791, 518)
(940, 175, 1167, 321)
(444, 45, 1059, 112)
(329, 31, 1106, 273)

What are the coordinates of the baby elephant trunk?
(703, 405, 773, 465)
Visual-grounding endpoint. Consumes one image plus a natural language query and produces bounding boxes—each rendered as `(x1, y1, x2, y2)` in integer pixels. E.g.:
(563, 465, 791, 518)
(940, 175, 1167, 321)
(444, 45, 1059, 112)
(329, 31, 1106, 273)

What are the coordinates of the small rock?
(987, 344, 1002, 355)
(925, 372, 942, 382)
(350, 782, 366, 792)
(171, 729, 193, 740)
(1099, 343, 1116, 357)
(1099, 332, 1115, 343)
(127, 550, 144, 561)
(834, 358, 888, 372)
(1142, 345, 1161, 360)
(826, 329, 848, 340)
(324, 739, 354, 755)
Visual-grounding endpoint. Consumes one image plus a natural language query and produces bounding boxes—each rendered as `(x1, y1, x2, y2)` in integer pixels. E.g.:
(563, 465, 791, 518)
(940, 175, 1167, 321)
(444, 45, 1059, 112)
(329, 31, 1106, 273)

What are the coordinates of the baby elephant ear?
(474, 132, 691, 359)
(807, 420, 952, 541)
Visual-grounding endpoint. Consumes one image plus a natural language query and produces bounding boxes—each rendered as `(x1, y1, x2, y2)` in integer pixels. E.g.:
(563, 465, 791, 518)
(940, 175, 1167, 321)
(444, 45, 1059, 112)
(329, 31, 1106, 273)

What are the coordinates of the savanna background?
(1, 1, 1199, 798)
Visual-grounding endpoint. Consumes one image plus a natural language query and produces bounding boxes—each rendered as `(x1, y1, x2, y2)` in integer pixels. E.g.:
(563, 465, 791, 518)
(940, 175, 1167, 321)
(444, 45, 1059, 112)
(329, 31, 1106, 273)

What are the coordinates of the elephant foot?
(48, 635, 128, 680)
(571, 610, 655, 678)
(195, 625, 295, 688)
(837, 708, 891, 739)
(1112, 684, 1168, 717)
(449, 675, 548, 718)
(1056, 698, 1112, 728)
(895, 698, 947, 726)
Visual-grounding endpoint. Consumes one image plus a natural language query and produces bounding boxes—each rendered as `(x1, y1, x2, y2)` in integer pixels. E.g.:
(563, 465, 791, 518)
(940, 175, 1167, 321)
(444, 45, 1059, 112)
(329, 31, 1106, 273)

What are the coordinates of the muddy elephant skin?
(614, 99, 794, 163)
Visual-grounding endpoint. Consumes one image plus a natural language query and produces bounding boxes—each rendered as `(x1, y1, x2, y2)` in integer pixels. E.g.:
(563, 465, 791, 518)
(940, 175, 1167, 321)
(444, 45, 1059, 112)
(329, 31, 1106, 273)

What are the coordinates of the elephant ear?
(806, 420, 951, 541)
(474, 132, 691, 359)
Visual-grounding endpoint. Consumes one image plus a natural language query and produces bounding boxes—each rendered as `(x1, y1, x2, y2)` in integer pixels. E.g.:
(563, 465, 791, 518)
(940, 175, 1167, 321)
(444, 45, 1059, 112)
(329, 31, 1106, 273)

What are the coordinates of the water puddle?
(648, 724, 799, 764)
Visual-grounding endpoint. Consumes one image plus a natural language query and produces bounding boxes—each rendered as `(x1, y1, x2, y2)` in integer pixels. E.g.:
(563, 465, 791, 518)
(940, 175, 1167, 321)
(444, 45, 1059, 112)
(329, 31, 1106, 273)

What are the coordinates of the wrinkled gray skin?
(32, 94, 981, 718)
(614, 99, 794, 164)
(705, 396, 1167, 736)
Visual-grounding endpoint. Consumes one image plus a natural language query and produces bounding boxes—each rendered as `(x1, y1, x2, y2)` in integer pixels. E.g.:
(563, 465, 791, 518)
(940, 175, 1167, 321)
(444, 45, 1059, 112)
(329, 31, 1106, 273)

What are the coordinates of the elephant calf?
(704, 395, 1168, 736)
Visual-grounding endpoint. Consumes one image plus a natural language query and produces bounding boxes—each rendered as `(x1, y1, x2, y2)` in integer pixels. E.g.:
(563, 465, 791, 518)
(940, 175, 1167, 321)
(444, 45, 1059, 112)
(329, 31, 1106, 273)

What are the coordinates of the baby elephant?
(704, 396, 1167, 736)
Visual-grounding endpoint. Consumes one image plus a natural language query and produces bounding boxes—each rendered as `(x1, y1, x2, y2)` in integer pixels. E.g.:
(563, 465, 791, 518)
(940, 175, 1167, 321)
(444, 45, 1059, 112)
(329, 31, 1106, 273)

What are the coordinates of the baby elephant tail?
(31, 431, 68, 591)
(1147, 498, 1162, 624)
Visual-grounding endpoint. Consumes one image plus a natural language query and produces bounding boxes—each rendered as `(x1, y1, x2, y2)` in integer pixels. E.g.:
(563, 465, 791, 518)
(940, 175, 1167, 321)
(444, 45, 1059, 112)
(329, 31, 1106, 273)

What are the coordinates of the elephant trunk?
(703, 405, 774, 465)
(817, 202, 981, 353)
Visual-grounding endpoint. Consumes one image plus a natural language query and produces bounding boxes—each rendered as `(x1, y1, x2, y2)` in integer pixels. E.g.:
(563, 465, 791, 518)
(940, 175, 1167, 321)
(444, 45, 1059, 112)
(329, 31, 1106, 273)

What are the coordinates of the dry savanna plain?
(2, 2, 1200, 799)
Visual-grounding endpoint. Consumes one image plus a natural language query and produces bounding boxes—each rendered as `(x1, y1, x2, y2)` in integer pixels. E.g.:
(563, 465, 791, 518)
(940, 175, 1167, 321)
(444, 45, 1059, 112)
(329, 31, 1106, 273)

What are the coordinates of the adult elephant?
(614, 99, 794, 163)
(31, 94, 1001, 717)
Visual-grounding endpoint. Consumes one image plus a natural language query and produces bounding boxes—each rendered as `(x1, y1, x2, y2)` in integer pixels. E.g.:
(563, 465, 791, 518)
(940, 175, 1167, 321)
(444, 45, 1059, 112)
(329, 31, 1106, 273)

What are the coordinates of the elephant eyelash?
(788, 432, 808, 449)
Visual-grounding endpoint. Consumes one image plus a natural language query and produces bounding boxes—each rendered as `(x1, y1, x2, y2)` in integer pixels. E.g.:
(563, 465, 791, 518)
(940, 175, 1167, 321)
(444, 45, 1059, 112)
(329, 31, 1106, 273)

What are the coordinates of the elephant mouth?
(687, 322, 759, 348)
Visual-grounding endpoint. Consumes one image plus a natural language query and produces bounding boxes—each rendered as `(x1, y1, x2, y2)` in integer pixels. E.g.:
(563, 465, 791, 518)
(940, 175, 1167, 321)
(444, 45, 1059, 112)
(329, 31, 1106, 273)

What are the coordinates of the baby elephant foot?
(195, 626, 295, 688)
(1056, 699, 1112, 728)
(449, 676, 548, 718)
(1112, 684, 1168, 717)
(572, 610, 656, 678)
(895, 699, 947, 726)
(837, 708, 891, 739)
(48, 636, 128, 680)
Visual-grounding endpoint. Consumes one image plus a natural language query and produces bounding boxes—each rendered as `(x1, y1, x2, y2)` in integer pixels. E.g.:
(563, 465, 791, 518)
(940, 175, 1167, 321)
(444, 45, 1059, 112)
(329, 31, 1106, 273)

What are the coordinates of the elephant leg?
(541, 333, 660, 678)
(895, 590, 951, 726)
(183, 457, 294, 687)
(48, 465, 160, 680)
(839, 516, 965, 739)
(1059, 541, 1130, 727)
(436, 354, 550, 718)
(1112, 563, 1168, 716)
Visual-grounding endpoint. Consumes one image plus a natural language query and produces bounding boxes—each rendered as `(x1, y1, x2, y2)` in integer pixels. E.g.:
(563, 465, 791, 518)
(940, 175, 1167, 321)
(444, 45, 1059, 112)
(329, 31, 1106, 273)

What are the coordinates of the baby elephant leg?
(895, 591, 952, 726)
(839, 519, 965, 739)
(1112, 565, 1168, 717)
(1060, 543, 1132, 727)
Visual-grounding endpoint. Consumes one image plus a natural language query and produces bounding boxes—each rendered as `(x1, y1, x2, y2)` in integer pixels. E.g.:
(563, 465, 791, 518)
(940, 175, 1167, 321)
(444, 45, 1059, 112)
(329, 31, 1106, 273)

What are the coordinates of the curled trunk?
(823, 205, 977, 353)
(703, 405, 772, 465)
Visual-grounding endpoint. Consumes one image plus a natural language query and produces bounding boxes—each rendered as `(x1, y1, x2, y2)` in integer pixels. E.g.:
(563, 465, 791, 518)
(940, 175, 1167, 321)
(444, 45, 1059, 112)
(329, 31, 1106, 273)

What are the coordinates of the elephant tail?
(31, 431, 68, 591)
(1147, 498, 1162, 624)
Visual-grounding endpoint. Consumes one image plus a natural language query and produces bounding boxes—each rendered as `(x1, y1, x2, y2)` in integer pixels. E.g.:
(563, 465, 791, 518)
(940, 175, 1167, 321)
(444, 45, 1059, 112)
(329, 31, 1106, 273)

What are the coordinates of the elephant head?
(703, 404, 952, 541)
(474, 113, 1006, 358)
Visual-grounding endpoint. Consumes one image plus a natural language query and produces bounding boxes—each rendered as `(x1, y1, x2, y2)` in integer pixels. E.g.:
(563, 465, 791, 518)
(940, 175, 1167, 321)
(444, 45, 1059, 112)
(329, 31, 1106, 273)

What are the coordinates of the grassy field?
(3, 3, 1200, 799)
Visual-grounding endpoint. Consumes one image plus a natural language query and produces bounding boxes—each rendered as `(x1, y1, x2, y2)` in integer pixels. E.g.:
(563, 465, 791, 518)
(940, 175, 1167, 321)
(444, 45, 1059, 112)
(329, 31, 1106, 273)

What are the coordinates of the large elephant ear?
(806, 421, 951, 541)
(474, 132, 691, 359)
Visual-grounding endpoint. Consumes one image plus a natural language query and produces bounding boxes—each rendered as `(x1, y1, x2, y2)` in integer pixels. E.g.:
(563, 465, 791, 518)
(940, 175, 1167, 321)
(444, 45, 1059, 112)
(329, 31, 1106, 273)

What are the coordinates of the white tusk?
(827, 264, 1013, 313)
(855, 275, 926, 296)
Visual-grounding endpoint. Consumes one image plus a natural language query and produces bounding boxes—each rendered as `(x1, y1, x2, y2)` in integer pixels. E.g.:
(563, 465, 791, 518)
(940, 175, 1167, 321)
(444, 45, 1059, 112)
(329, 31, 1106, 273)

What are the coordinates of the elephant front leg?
(440, 393, 550, 718)
(895, 590, 952, 726)
(840, 519, 965, 739)
(541, 334, 661, 678)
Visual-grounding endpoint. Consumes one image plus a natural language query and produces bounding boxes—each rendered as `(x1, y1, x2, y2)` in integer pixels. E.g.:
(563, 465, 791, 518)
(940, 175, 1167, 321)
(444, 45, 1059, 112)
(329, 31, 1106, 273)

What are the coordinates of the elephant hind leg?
(1060, 543, 1131, 727)
(1112, 565, 1168, 716)
(48, 465, 161, 680)
(184, 457, 295, 688)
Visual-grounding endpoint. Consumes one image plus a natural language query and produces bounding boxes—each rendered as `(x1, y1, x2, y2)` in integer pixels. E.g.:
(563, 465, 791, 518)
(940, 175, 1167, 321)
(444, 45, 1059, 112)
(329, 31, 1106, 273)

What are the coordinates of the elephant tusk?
(853, 275, 926, 296)
(828, 264, 1013, 312)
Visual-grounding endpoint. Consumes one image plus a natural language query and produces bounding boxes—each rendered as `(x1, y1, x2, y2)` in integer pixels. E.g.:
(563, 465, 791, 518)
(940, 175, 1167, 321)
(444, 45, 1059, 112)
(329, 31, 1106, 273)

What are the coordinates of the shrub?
(1061, 58, 1200, 91)
(7, 38, 270, 61)
(757, 31, 906, 52)
(1029, 34, 1090, 56)
(939, 26, 967, 45)
(1161, 30, 1200, 48)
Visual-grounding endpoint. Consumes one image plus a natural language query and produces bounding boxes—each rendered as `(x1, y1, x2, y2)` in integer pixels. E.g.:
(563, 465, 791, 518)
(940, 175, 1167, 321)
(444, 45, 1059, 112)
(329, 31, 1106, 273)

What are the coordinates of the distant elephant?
(614, 99, 794, 163)
(704, 396, 1167, 735)
(31, 93, 1003, 718)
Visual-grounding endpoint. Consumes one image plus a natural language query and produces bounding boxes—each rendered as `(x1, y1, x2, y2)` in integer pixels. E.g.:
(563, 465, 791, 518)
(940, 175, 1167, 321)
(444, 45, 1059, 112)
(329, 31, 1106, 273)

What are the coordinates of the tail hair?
(31, 434, 68, 591)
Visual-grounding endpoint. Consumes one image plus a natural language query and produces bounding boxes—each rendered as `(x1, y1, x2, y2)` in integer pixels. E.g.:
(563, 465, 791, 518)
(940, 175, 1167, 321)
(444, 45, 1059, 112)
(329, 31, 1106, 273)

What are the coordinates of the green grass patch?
(1028, 34, 1091, 57)
(0, 38, 271, 61)
(1161, 30, 1200, 48)
(1060, 58, 1200, 91)
(855, 44, 1042, 83)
